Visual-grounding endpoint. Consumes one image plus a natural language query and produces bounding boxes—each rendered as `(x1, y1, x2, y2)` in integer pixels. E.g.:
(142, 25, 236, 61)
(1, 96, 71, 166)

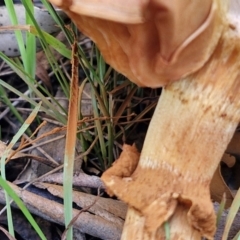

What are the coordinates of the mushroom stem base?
(122, 205, 202, 240)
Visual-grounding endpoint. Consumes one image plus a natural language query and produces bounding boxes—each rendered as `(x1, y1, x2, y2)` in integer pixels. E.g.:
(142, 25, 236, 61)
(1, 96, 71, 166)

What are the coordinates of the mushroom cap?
(49, 0, 225, 87)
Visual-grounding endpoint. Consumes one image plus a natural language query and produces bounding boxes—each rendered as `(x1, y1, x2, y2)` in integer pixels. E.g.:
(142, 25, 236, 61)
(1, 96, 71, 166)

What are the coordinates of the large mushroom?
(47, 0, 240, 239)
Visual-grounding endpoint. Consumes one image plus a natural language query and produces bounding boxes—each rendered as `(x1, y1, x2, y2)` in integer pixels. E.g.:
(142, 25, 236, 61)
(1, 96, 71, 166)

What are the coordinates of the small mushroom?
(47, 0, 240, 239)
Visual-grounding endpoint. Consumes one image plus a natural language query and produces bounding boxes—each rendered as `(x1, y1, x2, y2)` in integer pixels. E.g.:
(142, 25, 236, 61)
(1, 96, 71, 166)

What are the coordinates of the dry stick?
(0, 183, 122, 239)
(0, 226, 17, 240)
(2, 117, 59, 166)
(24, 135, 99, 188)
(43, 170, 105, 190)
(61, 188, 102, 240)
(22, 134, 60, 166)
(20, 134, 65, 152)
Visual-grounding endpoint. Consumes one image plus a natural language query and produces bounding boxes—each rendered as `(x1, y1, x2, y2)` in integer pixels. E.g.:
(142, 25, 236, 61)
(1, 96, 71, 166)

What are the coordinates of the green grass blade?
(0, 102, 41, 237)
(0, 177, 46, 240)
(216, 195, 226, 227)
(23, 0, 36, 80)
(232, 231, 240, 240)
(0, 54, 67, 123)
(164, 222, 170, 240)
(0, 85, 25, 125)
(4, 0, 27, 64)
(0, 79, 65, 122)
(63, 44, 79, 239)
(222, 188, 240, 240)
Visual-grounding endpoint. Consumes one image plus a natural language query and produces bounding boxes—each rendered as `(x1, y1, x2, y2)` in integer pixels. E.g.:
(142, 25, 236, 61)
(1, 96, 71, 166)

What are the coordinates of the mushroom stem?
(102, 28, 240, 239)
(122, 206, 202, 239)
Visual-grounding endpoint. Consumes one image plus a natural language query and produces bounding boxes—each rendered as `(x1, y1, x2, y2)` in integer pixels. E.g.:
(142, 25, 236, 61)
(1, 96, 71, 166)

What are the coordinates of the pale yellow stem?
(122, 206, 202, 240)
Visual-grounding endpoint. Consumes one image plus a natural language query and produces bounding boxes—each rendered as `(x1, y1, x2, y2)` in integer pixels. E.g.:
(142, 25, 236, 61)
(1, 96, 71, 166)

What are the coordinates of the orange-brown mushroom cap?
(49, 0, 225, 87)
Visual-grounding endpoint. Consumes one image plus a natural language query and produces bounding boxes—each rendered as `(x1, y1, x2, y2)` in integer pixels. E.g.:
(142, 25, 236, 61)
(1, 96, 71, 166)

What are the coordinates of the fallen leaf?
(0, 140, 25, 160)
(210, 165, 234, 208)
